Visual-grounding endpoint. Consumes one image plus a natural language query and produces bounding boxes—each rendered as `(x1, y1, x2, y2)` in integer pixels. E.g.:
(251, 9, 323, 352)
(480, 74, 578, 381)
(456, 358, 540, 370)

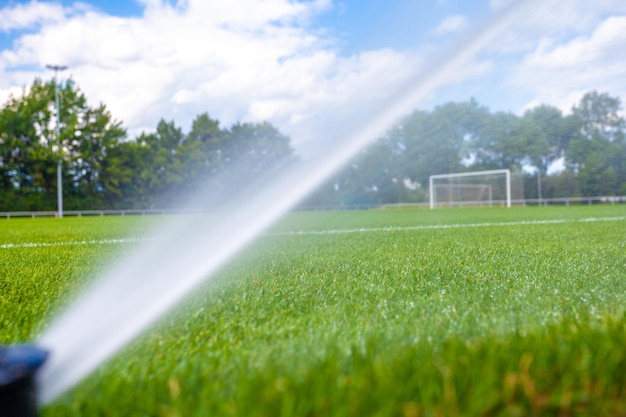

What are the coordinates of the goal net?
(429, 169, 517, 208)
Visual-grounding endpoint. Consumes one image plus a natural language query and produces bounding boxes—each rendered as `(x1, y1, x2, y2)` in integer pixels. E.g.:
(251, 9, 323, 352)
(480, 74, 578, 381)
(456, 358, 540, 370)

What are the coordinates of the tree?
(179, 113, 225, 182)
(68, 103, 127, 208)
(112, 118, 295, 209)
(572, 91, 624, 143)
(469, 111, 527, 171)
(131, 119, 185, 207)
(401, 100, 489, 187)
(520, 105, 575, 175)
(0, 78, 126, 210)
(112, 140, 155, 209)
(567, 91, 626, 196)
(0, 80, 58, 205)
(334, 138, 400, 206)
(224, 121, 294, 177)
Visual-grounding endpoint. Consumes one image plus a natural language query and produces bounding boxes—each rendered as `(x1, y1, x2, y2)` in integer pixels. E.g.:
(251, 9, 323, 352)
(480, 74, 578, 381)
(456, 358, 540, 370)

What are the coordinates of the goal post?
(429, 169, 511, 209)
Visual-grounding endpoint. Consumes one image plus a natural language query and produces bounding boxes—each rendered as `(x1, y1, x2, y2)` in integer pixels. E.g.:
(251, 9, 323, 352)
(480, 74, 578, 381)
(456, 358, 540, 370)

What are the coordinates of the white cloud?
(0, 0, 425, 151)
(2, 0, 625, 155)
(512, 14, 626, 114)
(473, 0, 626, 62)
(0, 1, 336, 141)
(0, 0, 65, 31)
(435, 15, 468, 35)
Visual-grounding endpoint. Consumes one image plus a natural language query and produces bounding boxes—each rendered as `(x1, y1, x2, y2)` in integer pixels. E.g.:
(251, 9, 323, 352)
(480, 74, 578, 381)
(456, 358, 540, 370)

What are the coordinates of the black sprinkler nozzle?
(0, 345, 48, 417)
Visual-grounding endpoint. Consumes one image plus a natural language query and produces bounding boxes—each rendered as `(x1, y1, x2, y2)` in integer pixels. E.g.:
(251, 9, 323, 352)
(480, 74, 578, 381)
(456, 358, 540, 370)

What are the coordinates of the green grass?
(1, 206, 625, 416)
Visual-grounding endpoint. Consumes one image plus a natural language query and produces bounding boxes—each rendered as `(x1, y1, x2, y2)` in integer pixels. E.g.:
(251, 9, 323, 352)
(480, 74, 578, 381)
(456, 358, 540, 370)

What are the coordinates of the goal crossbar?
(429, 169, 511, 209)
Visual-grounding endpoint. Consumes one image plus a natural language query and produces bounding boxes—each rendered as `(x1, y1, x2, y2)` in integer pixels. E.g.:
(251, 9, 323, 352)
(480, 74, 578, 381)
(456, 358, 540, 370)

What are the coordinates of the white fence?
(0, 208, 203, 219)
(1, 196, 625, 218)
(382, 195, 626, 209)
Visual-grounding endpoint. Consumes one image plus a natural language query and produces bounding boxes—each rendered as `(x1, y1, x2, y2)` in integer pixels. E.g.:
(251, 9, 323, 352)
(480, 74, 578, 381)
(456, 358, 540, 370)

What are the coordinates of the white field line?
(1, 216, 624, 249)
(0, 237, 153, 250)
(270, 216, 626, 236)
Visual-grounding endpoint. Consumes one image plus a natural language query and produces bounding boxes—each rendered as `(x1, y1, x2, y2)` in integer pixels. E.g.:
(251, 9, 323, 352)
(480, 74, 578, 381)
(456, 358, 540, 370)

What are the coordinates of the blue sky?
(1, 0, 625, 152)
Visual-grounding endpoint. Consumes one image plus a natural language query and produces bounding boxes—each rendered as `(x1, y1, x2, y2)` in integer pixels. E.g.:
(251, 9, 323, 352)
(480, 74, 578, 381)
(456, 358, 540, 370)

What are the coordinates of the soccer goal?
(429, 169, 511, 209)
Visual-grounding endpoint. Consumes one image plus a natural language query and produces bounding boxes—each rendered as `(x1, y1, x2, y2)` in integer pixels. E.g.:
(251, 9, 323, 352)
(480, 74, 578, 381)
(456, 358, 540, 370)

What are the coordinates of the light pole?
(46, 65, 68, 218)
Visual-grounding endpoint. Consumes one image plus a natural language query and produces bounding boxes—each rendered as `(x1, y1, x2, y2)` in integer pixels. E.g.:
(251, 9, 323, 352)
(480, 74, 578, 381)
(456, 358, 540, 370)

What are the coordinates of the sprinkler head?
(0, 344, 49, 417)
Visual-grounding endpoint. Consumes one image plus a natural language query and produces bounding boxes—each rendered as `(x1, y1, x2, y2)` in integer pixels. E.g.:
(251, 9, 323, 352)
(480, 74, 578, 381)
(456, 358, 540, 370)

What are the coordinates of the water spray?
(0, 345, 48, 417)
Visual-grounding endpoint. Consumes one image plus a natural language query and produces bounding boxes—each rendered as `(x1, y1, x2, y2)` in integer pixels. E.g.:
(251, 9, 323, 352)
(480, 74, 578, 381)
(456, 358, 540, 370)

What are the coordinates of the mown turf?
(1, 206, 625, 416)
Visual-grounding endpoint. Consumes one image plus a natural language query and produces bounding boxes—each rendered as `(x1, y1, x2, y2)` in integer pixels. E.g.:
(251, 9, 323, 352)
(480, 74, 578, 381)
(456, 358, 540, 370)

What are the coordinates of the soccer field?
(1, 206, 625, 416)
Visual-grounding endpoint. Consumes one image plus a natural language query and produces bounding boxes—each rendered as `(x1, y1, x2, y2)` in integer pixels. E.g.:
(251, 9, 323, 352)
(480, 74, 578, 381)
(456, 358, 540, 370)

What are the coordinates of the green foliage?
(307, 92, 625, 208)
(0, 80, 296, 210)
(0, 206, 625, 416)
(566, 92, 626, 196)
(1, 79, 625, 210)
(519, 105, 577, 174)
(0, 78, 127, 210)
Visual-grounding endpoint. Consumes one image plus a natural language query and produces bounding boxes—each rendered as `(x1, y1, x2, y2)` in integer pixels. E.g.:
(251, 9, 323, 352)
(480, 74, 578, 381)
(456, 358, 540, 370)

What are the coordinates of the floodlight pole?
(46, 65, 68, 218)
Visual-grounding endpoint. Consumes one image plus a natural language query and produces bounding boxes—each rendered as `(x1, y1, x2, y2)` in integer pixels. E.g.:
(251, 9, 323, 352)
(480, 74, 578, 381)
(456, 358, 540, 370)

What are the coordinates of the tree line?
(0, 79, 624, 211)
(0, 79, 293, 210)
(307, 92, 626, 207)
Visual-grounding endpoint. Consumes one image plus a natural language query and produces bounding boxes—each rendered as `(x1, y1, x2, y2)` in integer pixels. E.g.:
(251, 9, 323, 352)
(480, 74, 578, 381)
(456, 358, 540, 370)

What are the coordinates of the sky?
(1, 0, 625, 154)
